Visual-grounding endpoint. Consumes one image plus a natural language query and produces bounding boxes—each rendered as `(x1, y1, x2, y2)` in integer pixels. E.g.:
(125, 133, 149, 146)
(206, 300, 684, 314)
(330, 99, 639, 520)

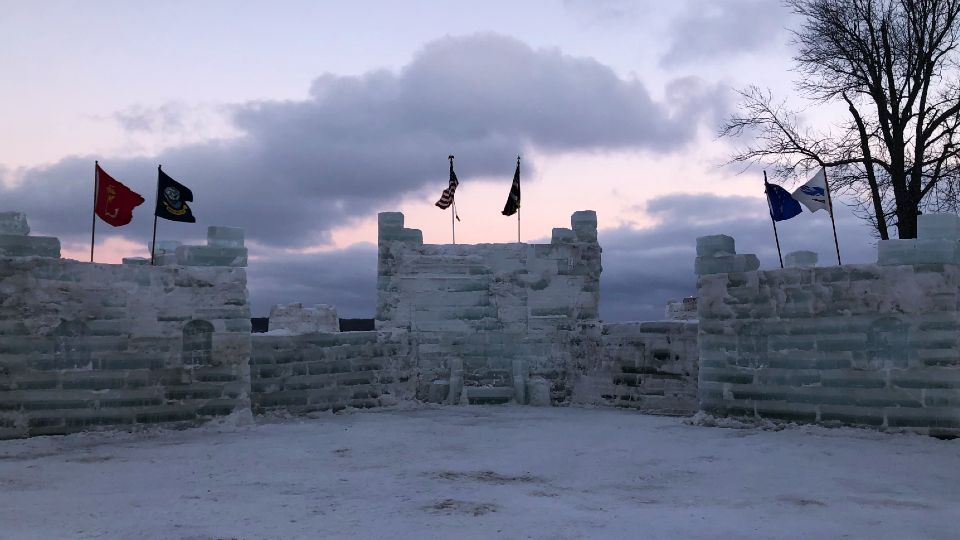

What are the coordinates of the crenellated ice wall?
(376, 211, 603, 404)
(0, 206, 715, 439)
(245, 211, 699, 414)
(0, 214, 252, 439)
(696, 214, 960, 436)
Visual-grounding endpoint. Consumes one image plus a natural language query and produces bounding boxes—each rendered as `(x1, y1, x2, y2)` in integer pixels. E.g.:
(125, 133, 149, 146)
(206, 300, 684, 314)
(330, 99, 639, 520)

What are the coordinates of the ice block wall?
(376, 211, 603, 404)
(250, 331, 416, 413)
(574, 321, 699, 414)
(695, 215, 960, 436)
(250, 210, 698, 413)
(0, 214, 252, 439)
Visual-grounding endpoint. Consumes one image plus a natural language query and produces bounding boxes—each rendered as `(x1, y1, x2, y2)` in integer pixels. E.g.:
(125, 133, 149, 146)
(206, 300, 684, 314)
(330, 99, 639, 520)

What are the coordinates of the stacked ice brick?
(0, 212, 251, 439)
(878, 214, 960, 265)
(0, 212, 60, 258)
(130, 226, 247, 267)
(695, 214, 960, 436)
(375, 211, 602, 406)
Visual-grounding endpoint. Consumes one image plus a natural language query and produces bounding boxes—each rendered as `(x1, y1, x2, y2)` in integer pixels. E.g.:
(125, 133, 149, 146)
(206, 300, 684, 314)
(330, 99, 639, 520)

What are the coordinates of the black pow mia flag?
(502, 158, 520, 216)
(155, 168, 196, 223)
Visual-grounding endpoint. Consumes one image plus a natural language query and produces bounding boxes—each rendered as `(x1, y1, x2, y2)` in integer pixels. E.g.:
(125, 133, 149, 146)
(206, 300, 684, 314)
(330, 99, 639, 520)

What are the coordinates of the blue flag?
(765, 180, 802, 222)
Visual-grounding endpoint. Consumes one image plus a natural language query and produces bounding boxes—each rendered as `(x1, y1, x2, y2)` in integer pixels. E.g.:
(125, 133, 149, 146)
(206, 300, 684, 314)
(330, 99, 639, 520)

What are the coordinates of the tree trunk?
(897, 205, 919, 238)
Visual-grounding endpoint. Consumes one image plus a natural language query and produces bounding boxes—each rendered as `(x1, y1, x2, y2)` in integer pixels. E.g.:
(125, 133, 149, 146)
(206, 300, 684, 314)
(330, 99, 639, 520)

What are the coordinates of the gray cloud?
(3, 33, 728, 248)
(562, 0, 646, 26)
(660, 0, 789, 67)
(114, 103, 187, 133)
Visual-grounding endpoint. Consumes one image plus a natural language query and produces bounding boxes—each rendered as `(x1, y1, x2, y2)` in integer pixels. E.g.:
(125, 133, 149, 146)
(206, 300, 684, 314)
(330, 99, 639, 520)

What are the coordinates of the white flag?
(792, 168, 831, 213)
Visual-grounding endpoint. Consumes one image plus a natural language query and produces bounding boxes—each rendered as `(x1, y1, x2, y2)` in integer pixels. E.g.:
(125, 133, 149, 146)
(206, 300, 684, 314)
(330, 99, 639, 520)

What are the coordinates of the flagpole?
(822, 166, 842, 265)
(91, 161, 98, 262)
(151, 165, 161, 265)
(517, 155, 521, 243)
(764, 171, 785, 269)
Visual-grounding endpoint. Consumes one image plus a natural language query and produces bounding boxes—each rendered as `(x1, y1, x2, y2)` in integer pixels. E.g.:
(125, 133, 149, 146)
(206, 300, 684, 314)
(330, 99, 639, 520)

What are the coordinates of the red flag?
(95, 164, 144, 227)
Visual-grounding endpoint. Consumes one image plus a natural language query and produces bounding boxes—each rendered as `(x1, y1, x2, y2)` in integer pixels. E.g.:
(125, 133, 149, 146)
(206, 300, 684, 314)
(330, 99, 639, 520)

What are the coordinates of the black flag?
(502, 158, 520, 216)
(155, 168, 196, 223)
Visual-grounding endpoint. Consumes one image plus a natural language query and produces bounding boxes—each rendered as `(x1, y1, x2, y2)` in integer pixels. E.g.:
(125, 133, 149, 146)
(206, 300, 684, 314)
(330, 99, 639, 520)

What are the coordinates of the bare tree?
(721, 0, 960, 239)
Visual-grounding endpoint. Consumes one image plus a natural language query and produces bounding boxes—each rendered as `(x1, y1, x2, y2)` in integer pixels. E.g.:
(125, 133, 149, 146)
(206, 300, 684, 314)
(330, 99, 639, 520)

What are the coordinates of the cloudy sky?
(0, 0, 879, 321)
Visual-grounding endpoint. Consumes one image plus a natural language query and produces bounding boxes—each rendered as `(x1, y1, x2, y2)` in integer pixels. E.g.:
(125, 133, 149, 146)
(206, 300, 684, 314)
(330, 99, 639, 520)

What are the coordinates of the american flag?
(435, 156, 459, 210)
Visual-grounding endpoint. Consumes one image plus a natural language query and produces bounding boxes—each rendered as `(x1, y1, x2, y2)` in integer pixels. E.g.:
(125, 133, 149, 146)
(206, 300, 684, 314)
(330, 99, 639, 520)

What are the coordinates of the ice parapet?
(208, 226, 244, 247)
(571, 210, 598, 243)
(150, 227, 247, 267)
(696, 234, 735, 258)
(0, 211, 60, 258)
(146, 240, 182, 265)
(694, 235, 759, 275)
(878, 214, 960, 265)
(269, 303, 339, 334)
(551, 228, 576, 244)
(0, 212, 30, 235)
(784, 250, 817, 268)
(378, 212, 423, 244)
(917, 213, 960, 240)
(665, 297, 698, 320)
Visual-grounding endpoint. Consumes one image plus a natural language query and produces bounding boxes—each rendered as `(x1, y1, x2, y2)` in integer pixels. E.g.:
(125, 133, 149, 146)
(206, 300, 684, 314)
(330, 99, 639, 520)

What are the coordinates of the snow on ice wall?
(376, 211, 603, 404)
(696, 215, 960, 436)
(0, 215, 251, 439)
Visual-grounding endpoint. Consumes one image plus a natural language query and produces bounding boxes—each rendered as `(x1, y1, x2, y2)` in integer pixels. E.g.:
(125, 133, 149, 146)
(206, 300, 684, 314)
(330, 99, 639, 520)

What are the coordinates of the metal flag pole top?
(764, 171, 785, 269)
(822, 166, 842, 265)
(90, 161, 99, 262)
(150, 165, 161, 265)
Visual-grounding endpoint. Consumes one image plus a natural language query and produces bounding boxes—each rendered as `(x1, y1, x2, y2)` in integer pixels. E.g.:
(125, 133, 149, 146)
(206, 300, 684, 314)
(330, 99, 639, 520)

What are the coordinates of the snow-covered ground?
(1, 406, 957, 540)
